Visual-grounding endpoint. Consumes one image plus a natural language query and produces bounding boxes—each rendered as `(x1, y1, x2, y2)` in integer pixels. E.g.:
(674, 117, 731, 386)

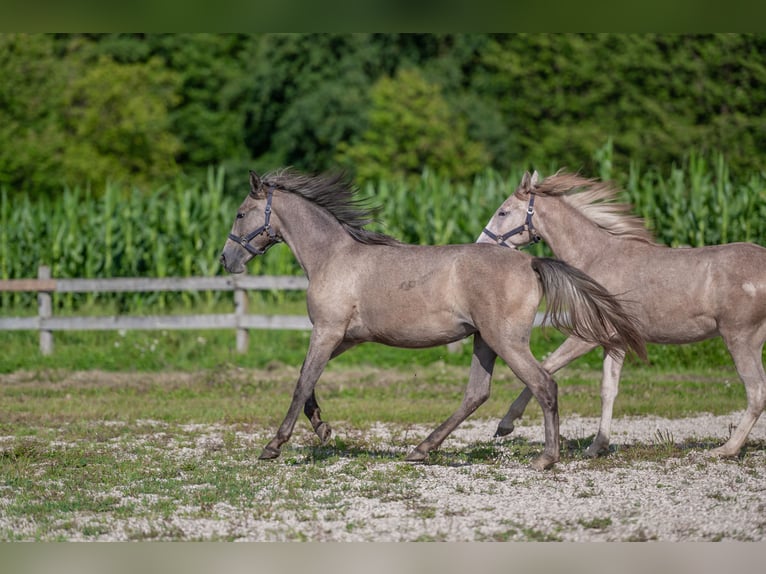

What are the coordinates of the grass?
(0, 301, 752, 433)
(0, 424, 410, 541)
(0, 356, 749, 434)
(0, 300, 763, 541)
(1, 403, 763, 541)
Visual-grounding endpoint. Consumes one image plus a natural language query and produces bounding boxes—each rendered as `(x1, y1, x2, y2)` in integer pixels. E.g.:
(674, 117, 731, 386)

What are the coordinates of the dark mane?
(262, 169, 401, 246)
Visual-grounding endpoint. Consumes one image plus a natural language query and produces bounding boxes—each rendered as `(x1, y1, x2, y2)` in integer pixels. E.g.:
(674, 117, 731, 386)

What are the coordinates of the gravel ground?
(236, 413, 765, 542)
(11, 411, 759, 542)
(376, 413, 766, 542)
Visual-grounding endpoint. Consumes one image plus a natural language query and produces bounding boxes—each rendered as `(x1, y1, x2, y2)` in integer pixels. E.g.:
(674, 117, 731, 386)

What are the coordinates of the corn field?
(625, 154, 766, 248)
(2, 153, 765, 312)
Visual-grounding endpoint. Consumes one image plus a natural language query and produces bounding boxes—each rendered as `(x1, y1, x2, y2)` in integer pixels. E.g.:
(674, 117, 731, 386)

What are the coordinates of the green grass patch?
(2, 295, 754, 374)
(0, 360, 748, 435)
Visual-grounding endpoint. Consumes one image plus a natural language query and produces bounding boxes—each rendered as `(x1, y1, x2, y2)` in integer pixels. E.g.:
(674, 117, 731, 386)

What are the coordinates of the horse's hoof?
(583, 447, 600, 459)
(494, 423, 515, 437)
(584, 443, 607, 458)
(258, 446, 281, 460)
(315, 422, 332, 445)
(404, 449, 428, 463)
(709, 446, 739, 459)
(529, 455, 557, 471)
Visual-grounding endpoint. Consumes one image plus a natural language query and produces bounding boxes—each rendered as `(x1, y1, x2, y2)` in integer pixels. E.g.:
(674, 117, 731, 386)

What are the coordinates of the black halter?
(482, 192, 540, 247)
(228, 186, 281, 256)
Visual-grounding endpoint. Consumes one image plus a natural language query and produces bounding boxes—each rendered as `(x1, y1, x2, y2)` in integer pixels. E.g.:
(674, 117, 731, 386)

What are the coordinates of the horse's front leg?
(260, 327, 344, 460)
(302, 392, 331, 446)
(405, 334, 496, 461)
(301, 340, 359, 446)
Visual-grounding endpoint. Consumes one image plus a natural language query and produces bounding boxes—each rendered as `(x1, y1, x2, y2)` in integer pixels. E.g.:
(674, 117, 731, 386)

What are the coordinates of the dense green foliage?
(2, 34, 766, 328)
(475, 34, 766, 175)
(0, 34, 182, 192)
(2, 33, 765, 197)
(336, 68, 490, 183)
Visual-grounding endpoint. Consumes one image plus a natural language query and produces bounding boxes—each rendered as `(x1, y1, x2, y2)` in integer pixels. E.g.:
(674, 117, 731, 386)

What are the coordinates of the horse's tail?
(531, 257, 647, 360)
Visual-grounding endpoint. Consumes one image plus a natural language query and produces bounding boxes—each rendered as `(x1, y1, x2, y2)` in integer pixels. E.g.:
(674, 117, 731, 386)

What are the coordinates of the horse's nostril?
(220, 253, 226, 265)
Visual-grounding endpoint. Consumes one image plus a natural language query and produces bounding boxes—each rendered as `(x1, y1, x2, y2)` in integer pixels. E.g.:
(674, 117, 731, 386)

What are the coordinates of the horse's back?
(447, 244, 543, 329)
(685, 242, 766, 294)
(706, 243, 766, 326)
(356, 242, 541, 306)
(333, 243, 541, 347)
(612, 241, 766, 341)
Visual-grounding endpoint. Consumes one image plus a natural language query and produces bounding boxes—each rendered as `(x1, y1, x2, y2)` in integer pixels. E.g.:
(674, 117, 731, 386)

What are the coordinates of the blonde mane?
(531, 172, 656, 244)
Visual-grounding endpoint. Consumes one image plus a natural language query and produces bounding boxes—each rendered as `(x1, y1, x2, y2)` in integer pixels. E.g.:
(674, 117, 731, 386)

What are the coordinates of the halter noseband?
(482, 192, 541, 248)
(228, 186, 281, 256)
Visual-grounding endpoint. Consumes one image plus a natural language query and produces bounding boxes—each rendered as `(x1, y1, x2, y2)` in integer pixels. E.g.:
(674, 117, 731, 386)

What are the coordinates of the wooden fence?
(0, 265, 311, 355)
(1, 266, 550, 356)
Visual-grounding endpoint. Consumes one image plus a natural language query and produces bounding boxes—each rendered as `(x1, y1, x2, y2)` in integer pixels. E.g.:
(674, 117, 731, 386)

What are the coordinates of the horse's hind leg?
(302, 340, 358, 446)
(496, 337, 596, 437)
(501, 349, 560, 471)
(405, 334, 496, 462)
(483, 326, 561, 470)
(584, 349, 625, 458)
(711, 332, 766, 457)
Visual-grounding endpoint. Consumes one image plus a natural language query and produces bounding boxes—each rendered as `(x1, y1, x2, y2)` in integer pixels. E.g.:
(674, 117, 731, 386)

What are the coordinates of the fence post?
(234, 272, 249, 353)
(38, 265, 53, 355)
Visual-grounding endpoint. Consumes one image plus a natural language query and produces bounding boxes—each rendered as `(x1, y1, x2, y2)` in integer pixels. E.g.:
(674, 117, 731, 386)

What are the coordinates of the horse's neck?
(536, 197, 610, 270)
(277, 193, 355, 277)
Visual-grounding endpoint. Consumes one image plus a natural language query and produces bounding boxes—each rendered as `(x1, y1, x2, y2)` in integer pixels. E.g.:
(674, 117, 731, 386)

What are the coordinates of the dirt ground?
(1, 368, 765, 541)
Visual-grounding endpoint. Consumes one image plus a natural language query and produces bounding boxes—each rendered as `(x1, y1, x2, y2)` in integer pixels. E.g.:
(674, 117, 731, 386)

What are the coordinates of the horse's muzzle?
(220, 251, 246, 274)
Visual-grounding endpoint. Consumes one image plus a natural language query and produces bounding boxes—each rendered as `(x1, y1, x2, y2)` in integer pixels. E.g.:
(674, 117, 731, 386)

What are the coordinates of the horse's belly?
(642, 312, 718, 344)
(372, 324, 475, 348)
(347, 308, 475, 348)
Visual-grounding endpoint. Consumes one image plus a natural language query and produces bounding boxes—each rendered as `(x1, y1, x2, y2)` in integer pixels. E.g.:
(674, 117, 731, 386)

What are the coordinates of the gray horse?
(479, 170, 766, 458)
(221, 170, 645, 470)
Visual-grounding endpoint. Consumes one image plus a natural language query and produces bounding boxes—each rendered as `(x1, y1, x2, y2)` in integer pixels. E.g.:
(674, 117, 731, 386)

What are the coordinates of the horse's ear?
(518, 171, 532, 196)
(249, 170, 264, 198)
(530, 170, 540, 187)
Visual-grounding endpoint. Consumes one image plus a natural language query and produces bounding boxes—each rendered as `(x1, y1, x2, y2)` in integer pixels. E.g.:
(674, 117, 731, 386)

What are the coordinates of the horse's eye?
(236, 212, 245, 219)
(498, 210, 508, 217)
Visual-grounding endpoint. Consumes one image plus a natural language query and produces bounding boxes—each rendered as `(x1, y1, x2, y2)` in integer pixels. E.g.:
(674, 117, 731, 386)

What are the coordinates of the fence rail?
(2, 266, 550, 357)
(0, 265, 311, 355)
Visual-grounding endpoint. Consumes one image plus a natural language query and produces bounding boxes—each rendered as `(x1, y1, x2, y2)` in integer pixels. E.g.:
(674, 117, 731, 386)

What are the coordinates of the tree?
(0, 34, 68, 193)
(336, 68, 489, 184)
(143, 34, 254, 174)
(473, 34, 766, 174)
(59, 54, 182, 188)
(3, 34, 766, 196)
(244, 34, 381, 172)
(0, 34, 184, 195)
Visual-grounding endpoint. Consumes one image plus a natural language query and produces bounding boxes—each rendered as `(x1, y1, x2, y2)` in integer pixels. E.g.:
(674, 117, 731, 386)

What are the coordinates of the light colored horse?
(479, 170, 766, 457)
(221, 169, 646, 470)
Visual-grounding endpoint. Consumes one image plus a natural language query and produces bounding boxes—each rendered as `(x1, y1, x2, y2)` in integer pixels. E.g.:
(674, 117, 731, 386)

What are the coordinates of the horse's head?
(476, 170, 541, 249)
(220, 171, 283, 273)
